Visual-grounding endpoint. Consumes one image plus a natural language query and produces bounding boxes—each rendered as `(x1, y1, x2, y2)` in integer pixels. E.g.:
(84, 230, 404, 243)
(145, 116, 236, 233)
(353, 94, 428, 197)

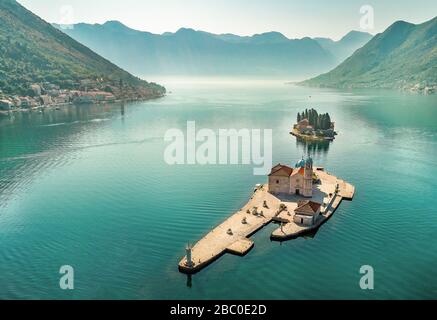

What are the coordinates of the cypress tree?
(326, 113, 331, 129)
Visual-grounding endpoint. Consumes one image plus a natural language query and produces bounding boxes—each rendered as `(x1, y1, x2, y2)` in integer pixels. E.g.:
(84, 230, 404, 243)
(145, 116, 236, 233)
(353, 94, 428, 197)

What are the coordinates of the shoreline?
(0, 94, 166, 117)
(290, 128, 335, 141)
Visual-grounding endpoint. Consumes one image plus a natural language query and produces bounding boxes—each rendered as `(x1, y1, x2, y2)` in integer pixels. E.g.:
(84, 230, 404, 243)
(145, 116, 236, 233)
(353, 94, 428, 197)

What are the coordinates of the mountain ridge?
(54, 21, 372, 79)
(302, 16, 437, 93)
(0, 0, 165, 97)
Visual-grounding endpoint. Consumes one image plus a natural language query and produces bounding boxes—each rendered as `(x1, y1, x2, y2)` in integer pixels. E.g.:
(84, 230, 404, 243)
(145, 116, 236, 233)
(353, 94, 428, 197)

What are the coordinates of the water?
(1, 79, 437, 300)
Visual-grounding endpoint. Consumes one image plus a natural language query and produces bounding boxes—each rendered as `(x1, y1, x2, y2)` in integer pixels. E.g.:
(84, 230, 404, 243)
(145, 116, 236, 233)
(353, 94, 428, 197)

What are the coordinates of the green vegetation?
(297, 108, 332, 130)
(315, 31, 373, 64)
(0, 0, 165, 97)
(302, 17, 437, 93)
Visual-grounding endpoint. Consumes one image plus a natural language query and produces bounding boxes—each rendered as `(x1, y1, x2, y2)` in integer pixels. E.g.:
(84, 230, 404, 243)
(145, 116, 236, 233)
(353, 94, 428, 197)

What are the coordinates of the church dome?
(295, 157, 313, 168)
(295, 159, 306, 168)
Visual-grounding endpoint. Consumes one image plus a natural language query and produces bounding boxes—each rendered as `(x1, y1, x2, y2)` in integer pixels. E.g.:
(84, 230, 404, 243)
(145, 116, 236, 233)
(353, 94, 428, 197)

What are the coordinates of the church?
(268, 157, 314, 197)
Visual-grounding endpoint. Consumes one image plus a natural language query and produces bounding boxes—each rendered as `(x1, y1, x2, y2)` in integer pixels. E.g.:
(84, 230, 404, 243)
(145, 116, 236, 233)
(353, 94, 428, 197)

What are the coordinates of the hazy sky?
(18, 0, 437, 40)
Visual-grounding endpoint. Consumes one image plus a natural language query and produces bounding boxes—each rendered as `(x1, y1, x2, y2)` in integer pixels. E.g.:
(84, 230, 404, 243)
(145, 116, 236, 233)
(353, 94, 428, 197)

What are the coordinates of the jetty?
(178, 167, 355, 274)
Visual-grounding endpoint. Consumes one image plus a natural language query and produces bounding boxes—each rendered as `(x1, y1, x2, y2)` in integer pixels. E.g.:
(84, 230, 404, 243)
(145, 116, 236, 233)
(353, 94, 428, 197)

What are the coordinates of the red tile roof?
(270, 164, 306, 177)
(269, 164, 293, 177)
(291, 167, 305, 176)
(295, 201, 321, 215)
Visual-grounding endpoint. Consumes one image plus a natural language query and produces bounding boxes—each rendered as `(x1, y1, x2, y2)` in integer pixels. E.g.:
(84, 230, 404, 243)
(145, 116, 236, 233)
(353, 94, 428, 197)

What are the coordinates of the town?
(0, 78, 164, 116)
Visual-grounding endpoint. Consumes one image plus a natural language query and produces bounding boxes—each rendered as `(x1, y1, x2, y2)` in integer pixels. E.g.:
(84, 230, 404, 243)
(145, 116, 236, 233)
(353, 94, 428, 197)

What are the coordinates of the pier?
(178, 167, 355, 274)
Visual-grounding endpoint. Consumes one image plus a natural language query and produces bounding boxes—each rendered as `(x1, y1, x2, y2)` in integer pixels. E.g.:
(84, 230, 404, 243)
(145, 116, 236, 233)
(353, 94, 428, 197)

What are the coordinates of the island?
(178, 156, 355, 274)
(290, 108, 337, 141)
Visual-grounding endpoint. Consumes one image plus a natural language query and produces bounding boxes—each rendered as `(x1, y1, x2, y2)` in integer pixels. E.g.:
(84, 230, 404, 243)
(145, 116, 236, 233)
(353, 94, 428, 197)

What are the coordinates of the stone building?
(0, 99, 13, 110)
(268, 156, 314, 197)
(293, 200, 321, 226)
(296, 118, 312, 130)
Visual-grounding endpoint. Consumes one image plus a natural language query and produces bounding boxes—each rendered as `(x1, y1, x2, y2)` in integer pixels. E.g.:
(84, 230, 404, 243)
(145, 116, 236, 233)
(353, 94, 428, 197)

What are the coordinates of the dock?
(178, 168, 355, 274)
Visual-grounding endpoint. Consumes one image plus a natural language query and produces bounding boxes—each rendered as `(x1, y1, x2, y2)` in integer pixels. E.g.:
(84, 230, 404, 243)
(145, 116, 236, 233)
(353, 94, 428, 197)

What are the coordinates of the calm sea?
(1, 79, 436, 299)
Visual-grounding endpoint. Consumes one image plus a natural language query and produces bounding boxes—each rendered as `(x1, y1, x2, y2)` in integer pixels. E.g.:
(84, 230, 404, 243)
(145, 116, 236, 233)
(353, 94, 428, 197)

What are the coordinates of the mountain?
(54, 22, 369, 79)
(303, 17, 437, 93)
(0, 0, 164, 97)
(315, 31, 373, 63)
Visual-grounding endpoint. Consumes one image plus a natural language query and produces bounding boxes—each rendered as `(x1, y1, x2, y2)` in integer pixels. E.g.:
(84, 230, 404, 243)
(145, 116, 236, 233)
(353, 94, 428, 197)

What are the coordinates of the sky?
(18, 0, 437, 40)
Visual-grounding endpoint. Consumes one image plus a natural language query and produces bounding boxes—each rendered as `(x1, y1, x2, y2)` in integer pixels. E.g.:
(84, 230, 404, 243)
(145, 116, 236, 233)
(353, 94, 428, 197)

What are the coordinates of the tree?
(326, 113, 332, 130)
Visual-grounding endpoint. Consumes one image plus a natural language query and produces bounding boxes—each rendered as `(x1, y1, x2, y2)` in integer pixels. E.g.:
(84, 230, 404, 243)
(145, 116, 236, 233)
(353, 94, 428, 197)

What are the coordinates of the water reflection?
(186, 275, 193, 288)
(295, 137, 331, 156)
(121, 103, 125, 117)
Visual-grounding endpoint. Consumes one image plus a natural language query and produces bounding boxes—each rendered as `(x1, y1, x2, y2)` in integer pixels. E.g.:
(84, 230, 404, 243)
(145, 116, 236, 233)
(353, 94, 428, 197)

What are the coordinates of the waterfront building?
(0, 99, 13, 110)
(30, 84, 42, 96)
(40, 95, 52, 105)
(268, 156, 314, 197)
(293, 200, 322, 226)
(297, 119, 312, 130)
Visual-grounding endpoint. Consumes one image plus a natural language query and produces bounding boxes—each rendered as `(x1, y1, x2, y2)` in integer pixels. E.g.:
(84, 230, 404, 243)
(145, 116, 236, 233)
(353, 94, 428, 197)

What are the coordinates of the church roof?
(269, 164, 293, 177)
(295, 156, 313, 168)
(291, 167, 305, 176)
(270, 161, 309, 177)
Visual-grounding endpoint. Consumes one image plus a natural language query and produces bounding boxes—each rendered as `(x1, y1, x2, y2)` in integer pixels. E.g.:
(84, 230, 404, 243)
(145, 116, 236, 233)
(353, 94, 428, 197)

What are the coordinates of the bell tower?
(303, 156, 313, 198)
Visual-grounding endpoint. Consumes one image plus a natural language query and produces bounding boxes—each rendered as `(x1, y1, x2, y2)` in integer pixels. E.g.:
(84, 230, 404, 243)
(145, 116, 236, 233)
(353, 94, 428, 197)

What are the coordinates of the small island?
(291, 108, 337, 141)
(178, 156, 355, 274)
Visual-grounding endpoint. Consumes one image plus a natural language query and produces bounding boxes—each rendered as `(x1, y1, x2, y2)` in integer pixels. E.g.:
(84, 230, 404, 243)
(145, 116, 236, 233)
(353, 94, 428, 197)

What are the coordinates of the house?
(30, 84, 42, 96)
(0, 99, 13, 110)
(12, 97, 22, 108)
(54, 94, 70, 104)
(73, 91, 116, 104)
(74, 94, 93, 104)
(293, 200, 322, 226)
(20, 97, 38, 108)
(95, 91, 115, 102)
(297, 119, 313, 131)
(40, 95, 52, 105)
(268, 157, 314, 197)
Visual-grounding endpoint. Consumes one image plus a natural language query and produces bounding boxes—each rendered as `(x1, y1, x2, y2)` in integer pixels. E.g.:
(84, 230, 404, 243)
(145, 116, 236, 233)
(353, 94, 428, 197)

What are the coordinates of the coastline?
(0, 93, 166, 117)
(290, 128, 335, 141)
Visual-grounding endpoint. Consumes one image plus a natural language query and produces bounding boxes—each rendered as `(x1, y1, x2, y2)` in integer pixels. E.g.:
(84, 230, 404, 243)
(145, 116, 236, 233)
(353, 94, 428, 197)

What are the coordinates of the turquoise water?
(1, 79, 437, 299)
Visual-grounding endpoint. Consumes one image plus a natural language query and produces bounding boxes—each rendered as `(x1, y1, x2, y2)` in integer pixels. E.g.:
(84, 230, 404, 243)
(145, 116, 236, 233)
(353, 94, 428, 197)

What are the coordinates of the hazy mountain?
(0, 0, 164, 96)
(315, 31, 373, 63)
(303, 17, 437, 93)
(54, 21, 369, 79)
